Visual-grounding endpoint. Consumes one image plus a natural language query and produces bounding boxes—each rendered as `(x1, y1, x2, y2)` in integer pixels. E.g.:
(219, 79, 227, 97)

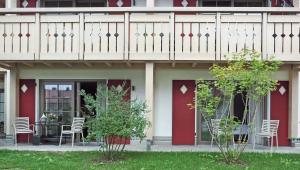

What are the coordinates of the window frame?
(0, 89, 4, 134)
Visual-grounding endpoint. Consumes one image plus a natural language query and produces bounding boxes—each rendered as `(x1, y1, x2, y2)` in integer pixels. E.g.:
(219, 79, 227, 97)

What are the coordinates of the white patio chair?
(59, 117, 85, 147)
(13, 117, 35, 146)
(210, 119, 235, 147)
(253, 120, 279, 151)
(210, 119, 221, 147)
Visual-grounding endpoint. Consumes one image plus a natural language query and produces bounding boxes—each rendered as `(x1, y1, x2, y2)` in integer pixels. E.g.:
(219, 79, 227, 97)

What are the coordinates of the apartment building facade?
(0, 0, 299, 146)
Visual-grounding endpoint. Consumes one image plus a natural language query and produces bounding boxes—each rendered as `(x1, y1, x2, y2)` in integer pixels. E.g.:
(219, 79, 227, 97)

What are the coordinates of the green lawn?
(0, 150, 300, 170)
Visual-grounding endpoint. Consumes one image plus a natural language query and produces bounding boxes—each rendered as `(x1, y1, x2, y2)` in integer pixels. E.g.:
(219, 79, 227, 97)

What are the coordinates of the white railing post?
(215, 12, 221, 60)
(79, 13, 84, 60)
(262, 12, 268, 60)
(5, 0, 17, 8)
(169, 12, 175, 60)
(146, 0, 155, 7)
(124, 12, 129, 60)
(35, 13, 41, 60)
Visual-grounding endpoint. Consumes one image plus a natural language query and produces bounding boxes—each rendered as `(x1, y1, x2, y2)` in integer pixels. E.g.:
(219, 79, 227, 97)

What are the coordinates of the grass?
(0, 150, 300, 170)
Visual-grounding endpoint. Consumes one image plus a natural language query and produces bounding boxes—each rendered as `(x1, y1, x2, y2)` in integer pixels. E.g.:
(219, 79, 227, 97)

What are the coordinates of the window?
(132, 0, 146, 6)
(155, 0, 173, 7)
(42, 0, 107, 7)
(44, 0, 73, 7)
(76, 0, 106, 7)
(200, 0, 266, 6)
(43, 82, 74, 124)
(202, 0, 231, 7)
(0, 89, 4, 134)
(234, 0, 265, 7)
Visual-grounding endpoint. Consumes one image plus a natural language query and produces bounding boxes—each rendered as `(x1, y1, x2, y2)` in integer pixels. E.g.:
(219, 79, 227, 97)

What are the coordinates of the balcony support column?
(145, 62, 154, 141)
(4, 68, 17, 135)
(293, 0, 299, 8)
(289, 66, 300, 138)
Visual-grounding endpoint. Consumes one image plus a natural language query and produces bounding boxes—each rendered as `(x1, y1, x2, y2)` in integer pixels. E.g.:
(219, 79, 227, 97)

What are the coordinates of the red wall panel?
(107, 79, 131, 144)
(18, 79, 35, 142)
(172, 80, 195, 145)
(173, 0, 197, 7)
(108, 0, 131, 7)
(271, 81, 289, 146)
(20, 0, 36, 8)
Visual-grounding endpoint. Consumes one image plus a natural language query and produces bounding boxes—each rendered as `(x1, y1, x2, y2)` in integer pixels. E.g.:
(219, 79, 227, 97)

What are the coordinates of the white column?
(5, 0, 17, 8)
(5, 69, 17, 135)
(289, 67, 299, 138)
(145, 62, 154, 140)
(147, 0, 155, 7)
(293, 0, 299, 8)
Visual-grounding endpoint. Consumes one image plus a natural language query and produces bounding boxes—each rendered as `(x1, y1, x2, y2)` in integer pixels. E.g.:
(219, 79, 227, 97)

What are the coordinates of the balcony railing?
(0, 7, 299, 61)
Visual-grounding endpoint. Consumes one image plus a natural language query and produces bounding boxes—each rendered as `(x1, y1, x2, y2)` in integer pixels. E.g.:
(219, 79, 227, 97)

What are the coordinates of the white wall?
(19, 67, 146, 119)
(154, 68, 289, 138)
(18, 66, 290, 138)
(19, 67, 145, 100)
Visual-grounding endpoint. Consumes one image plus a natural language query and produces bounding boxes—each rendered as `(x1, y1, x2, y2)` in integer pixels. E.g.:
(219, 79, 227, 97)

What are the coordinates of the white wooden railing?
(0, 7, 299, 61)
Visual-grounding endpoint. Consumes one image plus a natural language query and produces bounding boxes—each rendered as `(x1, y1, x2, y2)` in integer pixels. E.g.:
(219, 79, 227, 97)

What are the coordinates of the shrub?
(194, 49, 281, 164)
(81, 84, 150, 161)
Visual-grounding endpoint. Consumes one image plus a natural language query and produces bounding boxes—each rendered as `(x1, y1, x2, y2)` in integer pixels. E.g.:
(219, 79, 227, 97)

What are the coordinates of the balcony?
(0, 7, 299, 62)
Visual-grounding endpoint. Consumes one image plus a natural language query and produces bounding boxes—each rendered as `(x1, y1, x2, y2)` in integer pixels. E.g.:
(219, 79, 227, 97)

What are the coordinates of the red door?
(107, 80, 131, 144)
(271, 81, 289, 146)
(19, 79, 36, 142)
(172, 80, 195, 145)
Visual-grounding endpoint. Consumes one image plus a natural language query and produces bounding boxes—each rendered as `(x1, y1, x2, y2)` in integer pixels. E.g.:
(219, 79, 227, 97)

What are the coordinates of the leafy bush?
(81, 84, 150, 161)
(194, 49, 281, 164)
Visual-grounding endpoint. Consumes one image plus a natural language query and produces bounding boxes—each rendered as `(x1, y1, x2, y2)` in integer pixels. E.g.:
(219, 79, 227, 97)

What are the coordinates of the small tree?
(81, 84, 150, 161)
(195, 49, 281, 164)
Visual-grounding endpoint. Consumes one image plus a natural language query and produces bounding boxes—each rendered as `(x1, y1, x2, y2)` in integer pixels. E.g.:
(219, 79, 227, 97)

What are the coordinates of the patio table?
(233, 125, 249, 144)
(233, 125, 248, 135)
(34, 121, 68, 145)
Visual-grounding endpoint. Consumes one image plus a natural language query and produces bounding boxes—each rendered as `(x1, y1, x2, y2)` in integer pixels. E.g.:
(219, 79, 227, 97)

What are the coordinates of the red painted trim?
(172, 80, 195, 145)
(173, 0, 197, 7)
(18, 79, 35, 143)
(20, 0, 36, 8)
(107, 79, 131, 144)
(271, 81, 289, 146)
(108, 0, 131, 7)
(107, 79, 131, 101)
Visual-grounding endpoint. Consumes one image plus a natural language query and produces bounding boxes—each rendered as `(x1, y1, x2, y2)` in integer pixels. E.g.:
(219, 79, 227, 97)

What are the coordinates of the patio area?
(1, 142, 300, 154)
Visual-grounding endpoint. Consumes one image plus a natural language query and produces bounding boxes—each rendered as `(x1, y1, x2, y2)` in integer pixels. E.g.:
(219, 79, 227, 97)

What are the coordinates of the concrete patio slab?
(1, 143, 300, 154)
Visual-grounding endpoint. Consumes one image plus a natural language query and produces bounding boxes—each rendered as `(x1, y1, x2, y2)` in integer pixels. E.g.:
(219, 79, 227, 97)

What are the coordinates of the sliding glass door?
(42, 82, 74, 124)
